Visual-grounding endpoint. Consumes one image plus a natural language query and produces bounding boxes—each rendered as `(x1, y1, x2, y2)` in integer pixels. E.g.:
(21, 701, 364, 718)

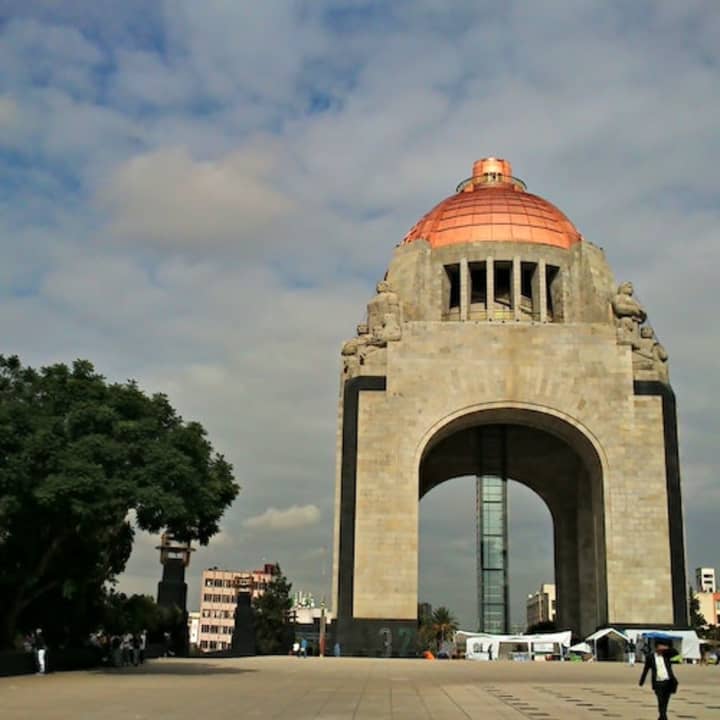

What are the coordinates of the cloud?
(97, 143, 294, 250)
(0, 94, 18, 131)
(244, 505, 322, 531)
(1, 0, 719, 624)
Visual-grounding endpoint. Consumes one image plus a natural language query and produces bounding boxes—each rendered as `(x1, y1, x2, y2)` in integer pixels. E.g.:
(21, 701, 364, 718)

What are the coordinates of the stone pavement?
(1, 656, 719, 719)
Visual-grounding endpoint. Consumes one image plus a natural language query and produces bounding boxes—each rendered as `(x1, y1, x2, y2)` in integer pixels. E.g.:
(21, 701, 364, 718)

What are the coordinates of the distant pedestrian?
(132, 633, 141, 666)
(334, 642, 341, 657)
(292, 641, 300, 657)
(300, 638, 308, 658)
(122, 633, 133, 666)
(627, 639, 636, 666)
(111, 635, 122, 667)
(163, 631, 173, 657)
(33, 629, 47, 675)
(139, 630, 147, 664)
(639, 638, 678, 720)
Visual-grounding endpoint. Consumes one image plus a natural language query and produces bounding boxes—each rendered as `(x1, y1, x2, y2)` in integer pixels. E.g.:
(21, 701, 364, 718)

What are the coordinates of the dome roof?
(402, 158, 582, 250)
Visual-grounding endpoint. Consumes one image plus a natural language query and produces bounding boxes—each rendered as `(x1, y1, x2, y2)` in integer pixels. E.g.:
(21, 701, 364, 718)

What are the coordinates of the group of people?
(89, 630, 147, 667)
(290, 639, 341, 657)
(292, 638, 309, 657)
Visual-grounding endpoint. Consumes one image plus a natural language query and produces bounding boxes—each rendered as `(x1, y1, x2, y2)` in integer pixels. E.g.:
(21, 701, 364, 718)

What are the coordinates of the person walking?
(639, 638, 678, 720)
(33, 629, 48, 675)
(300, 638, 308, 658)
(627, 638, 637, 666)
(139, 629, 147, 664)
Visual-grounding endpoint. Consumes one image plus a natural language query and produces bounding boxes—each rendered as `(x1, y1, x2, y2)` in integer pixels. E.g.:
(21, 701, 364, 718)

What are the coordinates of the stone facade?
(332, 162, 686, 656)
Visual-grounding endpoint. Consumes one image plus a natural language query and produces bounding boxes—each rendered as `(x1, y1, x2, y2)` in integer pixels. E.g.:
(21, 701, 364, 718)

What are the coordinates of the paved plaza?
(2, 656, 720, 719)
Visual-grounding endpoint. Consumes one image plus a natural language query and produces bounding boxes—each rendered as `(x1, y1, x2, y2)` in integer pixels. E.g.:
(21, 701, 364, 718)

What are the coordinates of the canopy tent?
(623, 629, 701, 662)
(584, 627, 630, 661)
(569, 642, 592, 654)
(459, 630, 572, 661)
(586, 628, 630, 642)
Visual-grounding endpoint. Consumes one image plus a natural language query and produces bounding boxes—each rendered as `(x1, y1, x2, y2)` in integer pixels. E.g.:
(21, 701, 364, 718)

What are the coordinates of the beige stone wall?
(348, 322, 673, 629)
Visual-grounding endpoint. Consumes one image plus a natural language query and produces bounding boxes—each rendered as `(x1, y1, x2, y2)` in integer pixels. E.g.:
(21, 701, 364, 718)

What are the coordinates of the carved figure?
(633, 326, 669, 382)
(367, 280, 402, 338)
(342, 283, 404, 376)
(377, 313, 402, 343)
(341, 324, 371, 375)
(612, 282, 646, 349)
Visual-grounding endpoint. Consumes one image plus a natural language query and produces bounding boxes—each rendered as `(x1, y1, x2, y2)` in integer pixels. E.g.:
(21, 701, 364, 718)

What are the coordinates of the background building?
(695, 590, 720, 626)
(696, 567, 717, 593)
(526, 583, 557, 629)
(197, 564, 275, 651)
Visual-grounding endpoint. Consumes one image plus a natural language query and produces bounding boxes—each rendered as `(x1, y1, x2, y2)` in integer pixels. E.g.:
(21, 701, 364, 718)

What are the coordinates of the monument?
(332, 157, 686, 656)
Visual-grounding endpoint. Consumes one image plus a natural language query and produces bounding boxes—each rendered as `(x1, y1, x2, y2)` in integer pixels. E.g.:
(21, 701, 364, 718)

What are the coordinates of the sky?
(1, 0, 719, 630)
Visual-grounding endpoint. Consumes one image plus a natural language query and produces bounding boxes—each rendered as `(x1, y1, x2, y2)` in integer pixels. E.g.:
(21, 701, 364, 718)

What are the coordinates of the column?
(512, 255, 522, 321)
(486, 257, 494, 321)
(460, 257, 469, 321)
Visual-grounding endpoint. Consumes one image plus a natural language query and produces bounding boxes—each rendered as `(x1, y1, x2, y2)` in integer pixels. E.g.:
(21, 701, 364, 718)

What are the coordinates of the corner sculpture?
(331, 157, 687, 657)
(612, 283, 670, 383)
(341, 281, 403, 378)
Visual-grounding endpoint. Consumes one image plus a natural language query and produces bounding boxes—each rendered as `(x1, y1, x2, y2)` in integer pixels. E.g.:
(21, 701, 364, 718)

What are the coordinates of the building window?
(494, 262, 512, 317)
(520, 262, 536, 317)
(444, 264, 460, 313)
(546, 265, 561, 321)
(469, 262, 486, 305)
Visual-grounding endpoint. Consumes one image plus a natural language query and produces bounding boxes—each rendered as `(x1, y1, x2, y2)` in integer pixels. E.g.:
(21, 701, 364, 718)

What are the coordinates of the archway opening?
(418, 408, 607, 637)
(419, 476, 554, 633)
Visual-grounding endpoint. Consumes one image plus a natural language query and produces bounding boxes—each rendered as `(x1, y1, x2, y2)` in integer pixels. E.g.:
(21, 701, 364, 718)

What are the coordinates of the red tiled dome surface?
(402, 158, 582, 250)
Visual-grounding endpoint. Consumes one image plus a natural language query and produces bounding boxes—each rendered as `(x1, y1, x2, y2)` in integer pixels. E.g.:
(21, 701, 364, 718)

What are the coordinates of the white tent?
(569, 642, 592, 654)
(458, 630, 572, 661)
(585, 628, 630, 661)
(586, 628, 630, 643)
(624, 629, 701, 662)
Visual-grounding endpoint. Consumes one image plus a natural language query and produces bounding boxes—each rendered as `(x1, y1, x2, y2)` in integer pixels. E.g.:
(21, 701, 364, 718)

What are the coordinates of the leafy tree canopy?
(0, 355, 238, 648)
(527, 620, 557, 634)
(419, 605, 459, 651)
(252, 564, 293, 655)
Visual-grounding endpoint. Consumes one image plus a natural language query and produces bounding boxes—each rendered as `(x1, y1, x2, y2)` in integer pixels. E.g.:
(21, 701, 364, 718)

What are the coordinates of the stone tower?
(332, 157, 686, 657)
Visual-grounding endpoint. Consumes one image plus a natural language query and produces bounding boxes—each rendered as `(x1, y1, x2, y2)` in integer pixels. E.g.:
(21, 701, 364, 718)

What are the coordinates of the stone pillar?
(486, 257, 494, 321)
(538, 259, 548, 323)
(460, 257, 469, 321)
(512, 256, 522, 321)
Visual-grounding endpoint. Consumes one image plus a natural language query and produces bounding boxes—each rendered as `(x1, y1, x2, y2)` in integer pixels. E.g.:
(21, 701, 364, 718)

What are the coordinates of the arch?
(416, 405, 608, 636)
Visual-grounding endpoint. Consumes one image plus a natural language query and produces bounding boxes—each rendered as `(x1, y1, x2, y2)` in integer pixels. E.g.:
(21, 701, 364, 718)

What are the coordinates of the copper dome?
(402, 158, 582, 250)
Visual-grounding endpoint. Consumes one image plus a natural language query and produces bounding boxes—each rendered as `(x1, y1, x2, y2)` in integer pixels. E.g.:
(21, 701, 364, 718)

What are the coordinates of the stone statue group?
(612, 282, 669, 383)
(341, 281, 403, 377)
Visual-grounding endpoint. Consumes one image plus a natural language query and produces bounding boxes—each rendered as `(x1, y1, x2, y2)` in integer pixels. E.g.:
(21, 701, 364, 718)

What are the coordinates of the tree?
(429, 606, 459, 649)
(0, 355, 238, 648)
(689, 587, 707, 631)
(253, 564, 293, 655)
(101, 591, 180, 637)
(527, 620, 557, 634)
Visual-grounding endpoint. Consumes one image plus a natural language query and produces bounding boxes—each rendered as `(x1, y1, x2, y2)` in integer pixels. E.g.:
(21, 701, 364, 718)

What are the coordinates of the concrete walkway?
(1, 656, 719, 719)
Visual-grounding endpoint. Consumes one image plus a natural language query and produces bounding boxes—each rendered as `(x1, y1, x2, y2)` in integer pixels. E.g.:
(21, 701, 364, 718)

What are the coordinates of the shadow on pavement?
(92, 661, 256, 677)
